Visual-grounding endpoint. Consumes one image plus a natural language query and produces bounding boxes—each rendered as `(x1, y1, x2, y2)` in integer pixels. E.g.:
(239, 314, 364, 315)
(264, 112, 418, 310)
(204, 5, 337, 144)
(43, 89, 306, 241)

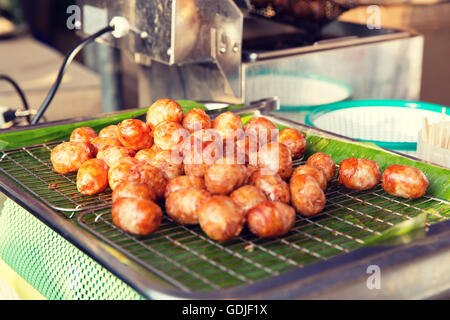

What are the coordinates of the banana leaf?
(0, 101, 206, 150)
(363, 212, 428, 247)
(303, 134, 450, 201)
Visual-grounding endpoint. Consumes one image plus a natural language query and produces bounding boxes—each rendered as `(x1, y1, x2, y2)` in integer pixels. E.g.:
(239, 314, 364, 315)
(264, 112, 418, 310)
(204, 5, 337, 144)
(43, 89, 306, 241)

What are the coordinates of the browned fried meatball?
(235, 135, 259, 166)
(198, 196, 246, 242)
(117, 119, 153, 151)
(166, 188, 211, 225)
(249, 169, 291, 204)
(182, 108, 212, 133)
(306, 152, 336, 182)
(112, 181, 157, 203)
(153, 121, 189, 151)
(90, 137, 123, 156)
(97, 145, 136, 168)
(51, 142, 93, 174)
(247, 201, 296, 238)
(204, 160, 248, 195)
(179, 129, 220, 157)
(245, 117, 279, 146)
(135, 148, 156, 164)
(108, 158, 142, 191)
(292, 165, 327, 191)
(382, 165, 429, 199)
(135, 163, 168, 200)
(70, 127, 97, 144)
(212, 111, 244, 142)
(257, 142, 293, 180)
(146, 99, 184, 130)
(230, 185, 267, 214)
(290, 174, 326, 217)
(146, 149, 184, 180)
(278, 128, 306, 160)
(165, 175, 206, 198)
(76, 159, 109, 196)
(112, 198, 162, 236)
(99, 125, 120, 139)
(339, 158, 381, 191)
(183, 141, 223, 177)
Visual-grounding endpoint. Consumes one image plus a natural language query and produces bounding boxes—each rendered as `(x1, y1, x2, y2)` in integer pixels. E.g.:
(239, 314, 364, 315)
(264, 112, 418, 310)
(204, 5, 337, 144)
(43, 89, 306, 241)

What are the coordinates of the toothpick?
(423, 118, 430, 144)
(439, 108, 445, 148)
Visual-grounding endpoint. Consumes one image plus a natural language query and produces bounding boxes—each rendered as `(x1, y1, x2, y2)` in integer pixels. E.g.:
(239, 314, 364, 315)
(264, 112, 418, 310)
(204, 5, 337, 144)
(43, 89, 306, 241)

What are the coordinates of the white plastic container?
(417, 121, 450, 168)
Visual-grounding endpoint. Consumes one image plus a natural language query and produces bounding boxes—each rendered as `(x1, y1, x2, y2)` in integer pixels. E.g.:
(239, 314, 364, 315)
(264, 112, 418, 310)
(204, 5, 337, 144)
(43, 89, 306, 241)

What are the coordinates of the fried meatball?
(182, 108, 212, 133)
(166, 188, 211, 225)
(278, 128, 306, 160)
(108, 158, 142, 191)
(135, 148, 157, 164)
(292, 165, 327, 191)
(382, 165, 429, 199)
(112, 181, 157, 203)
(70, 127, 97, 144)
(51, 142, 93, 174)
(245, 117, 279, 146)
(117, 119, 153, 151)
(165, 175, 206, 198)
(135, 163, 168, 200)
(198, 196, 246, 242)
(180, 129, 220, 157)
(76, 159, 109, 196)
(339, 158, 381, 191)
(249, 169, 291, 204)
(212, 111, 244, 141)
(257, 142, 293, 180)
(230, 185, 267, 214)
(247, 201, 296, 238)
(306, 152, 336, 182)
(183, 141, 223, 177)
(99, 125, 120, 139)
(153, 121, 189, 151)
(112, 198, 162, 236)
(97, 145, 136, 168)
(246, 165, 259, 182)
(204, 160, 248, 195)
(235, 135, 259, 166)
(90, 137, 123, 155)
(108, 160, 167, 199)
(146, 99, 184, 130)
(146, 149, 184, 180)
(290, 174, 326, 217)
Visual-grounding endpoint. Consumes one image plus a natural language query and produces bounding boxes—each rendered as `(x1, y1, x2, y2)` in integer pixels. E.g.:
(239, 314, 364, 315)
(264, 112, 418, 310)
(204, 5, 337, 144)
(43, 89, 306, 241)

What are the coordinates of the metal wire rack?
(0, 141, 113, 218)
(78, 178, 450, 293)
(0, 140, 448, 292)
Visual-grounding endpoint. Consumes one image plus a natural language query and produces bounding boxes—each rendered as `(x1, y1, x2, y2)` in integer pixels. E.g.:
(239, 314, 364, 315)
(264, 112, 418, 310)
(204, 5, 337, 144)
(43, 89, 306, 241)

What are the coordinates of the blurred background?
(0, 0, 449, 122)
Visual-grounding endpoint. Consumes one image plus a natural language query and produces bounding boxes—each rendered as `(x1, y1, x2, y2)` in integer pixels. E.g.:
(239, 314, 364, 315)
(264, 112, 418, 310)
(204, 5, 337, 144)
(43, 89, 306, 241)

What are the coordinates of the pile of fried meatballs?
(51, 99, 430, 242)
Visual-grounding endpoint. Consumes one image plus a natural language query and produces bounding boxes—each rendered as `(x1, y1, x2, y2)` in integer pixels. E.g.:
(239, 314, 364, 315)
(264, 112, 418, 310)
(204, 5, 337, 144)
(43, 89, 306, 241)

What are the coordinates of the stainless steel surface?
(138, 20, 423, 106)
(77, 1, 424, 105)
(77, 0, 244, 99)
(243, 23, 424, 106)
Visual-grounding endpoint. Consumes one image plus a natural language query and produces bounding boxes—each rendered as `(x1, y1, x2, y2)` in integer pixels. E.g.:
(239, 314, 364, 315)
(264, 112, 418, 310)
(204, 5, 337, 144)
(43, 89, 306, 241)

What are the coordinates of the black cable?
(0, 74, 31, 123)
(31, 25, 114, 125)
